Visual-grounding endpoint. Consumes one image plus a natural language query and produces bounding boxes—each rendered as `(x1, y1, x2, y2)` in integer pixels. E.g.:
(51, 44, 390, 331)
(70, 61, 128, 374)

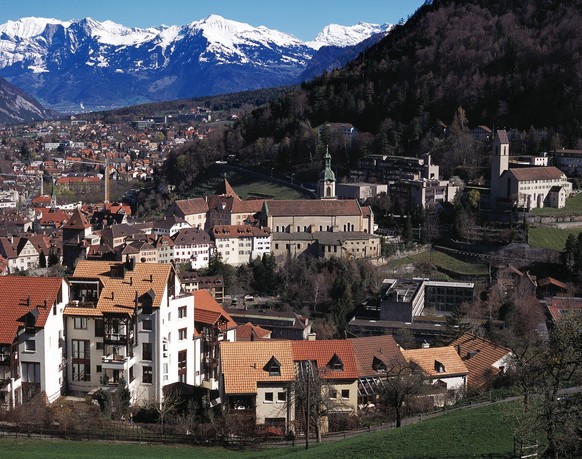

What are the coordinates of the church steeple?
(318, 146, 336, 199)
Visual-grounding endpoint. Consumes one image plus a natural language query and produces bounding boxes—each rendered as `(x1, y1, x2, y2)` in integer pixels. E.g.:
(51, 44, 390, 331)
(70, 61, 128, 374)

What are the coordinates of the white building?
(490, 130, 572, 209)
(64, 261, 195, 405)
(0, 277, 68, 410)
(211, 225, 271, 266)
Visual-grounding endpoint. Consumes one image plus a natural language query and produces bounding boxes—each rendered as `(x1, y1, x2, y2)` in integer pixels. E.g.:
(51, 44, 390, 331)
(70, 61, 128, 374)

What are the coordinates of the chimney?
(422, 341, 430, 349)
(307, 333, 317, 341)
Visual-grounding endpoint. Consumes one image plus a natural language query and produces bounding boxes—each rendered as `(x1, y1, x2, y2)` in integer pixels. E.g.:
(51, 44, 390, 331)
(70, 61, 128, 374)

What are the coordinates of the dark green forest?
(158, 0, 582, 192)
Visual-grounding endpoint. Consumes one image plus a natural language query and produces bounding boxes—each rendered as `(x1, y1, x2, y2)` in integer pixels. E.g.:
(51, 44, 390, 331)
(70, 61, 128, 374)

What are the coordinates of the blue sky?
(0, 0, 426, 41)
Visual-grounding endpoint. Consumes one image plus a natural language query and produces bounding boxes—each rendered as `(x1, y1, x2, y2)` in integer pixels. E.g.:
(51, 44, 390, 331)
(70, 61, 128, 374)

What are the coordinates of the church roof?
(507, 166, 564, 181)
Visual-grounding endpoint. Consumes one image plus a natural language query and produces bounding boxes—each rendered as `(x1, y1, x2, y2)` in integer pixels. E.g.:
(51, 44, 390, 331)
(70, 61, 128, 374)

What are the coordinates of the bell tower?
(318, 147, 336, 199)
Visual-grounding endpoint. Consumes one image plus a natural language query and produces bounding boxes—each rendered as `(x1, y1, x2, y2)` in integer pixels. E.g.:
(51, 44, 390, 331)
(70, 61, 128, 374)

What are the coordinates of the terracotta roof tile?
(220, 340, 294, 394)
(193, 289, 236, 328)
(349, 335, 404, 377)
(402, 346, 468, 378)
(449, 333, 512, 390)
(507, 166, 565, 181)
(292, 340, 359, 380)
(265, 199, 362, 217)
(0, 277, 63, 344)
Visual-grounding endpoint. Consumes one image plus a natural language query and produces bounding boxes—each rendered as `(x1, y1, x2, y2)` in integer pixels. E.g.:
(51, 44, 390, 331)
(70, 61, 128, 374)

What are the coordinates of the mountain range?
(0, 15, 392, 114)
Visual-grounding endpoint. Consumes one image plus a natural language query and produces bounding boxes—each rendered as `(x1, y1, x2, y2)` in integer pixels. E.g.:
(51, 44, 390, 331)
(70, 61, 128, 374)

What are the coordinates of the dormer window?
(327, 353, 344, 371)
(264, 356, 281, 376)
(372, 356, 386, 372)
(435, 360, 445, 373)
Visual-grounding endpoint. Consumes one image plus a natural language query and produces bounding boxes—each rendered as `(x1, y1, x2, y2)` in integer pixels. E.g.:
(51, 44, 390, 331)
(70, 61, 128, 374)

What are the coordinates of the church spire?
(318, 146, 336, 199)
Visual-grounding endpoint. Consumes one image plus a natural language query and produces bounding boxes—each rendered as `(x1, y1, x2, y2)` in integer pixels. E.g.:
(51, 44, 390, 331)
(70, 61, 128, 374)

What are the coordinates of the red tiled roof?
(236, 322, 272, 341)
(349, 335, 404, 377)
(507, 166, 565, 181)
(402, 346, 468, 378)
(449, 333, 512, 390)
(220, 340, 295, 394)
(291, 340, 359, 380)
(265, 199, 362, 217)
(0, 277, 63, 344)
(193, 289, 236, 328)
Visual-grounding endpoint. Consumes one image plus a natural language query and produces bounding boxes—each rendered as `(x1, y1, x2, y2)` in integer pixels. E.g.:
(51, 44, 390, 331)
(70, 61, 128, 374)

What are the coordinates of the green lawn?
(529, 192, 582, 216)
(528, 226, 580, 251)
(0, 402, 524, 459)
(389, 248, 489, 276)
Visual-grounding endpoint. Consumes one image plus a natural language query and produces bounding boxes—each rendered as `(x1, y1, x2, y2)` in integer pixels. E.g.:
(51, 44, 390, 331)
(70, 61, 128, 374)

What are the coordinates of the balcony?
(103, 332, 131, 343)
(101, 353, 134, 370)
(201, 378, 219, 391)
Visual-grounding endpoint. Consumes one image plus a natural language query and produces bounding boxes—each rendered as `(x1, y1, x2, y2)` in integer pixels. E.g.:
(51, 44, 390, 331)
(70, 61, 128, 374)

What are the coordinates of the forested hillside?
(161, 0, 582, 191)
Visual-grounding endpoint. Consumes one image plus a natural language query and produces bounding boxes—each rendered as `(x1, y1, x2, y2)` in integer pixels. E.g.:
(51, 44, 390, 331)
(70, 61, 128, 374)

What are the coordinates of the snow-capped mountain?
(308, 22, 393, 49)
(0, 15, 392, 112)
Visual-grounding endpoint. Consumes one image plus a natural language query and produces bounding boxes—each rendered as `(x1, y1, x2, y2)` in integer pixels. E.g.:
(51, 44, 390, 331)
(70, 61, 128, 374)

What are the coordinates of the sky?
(0, 0, 426, 41)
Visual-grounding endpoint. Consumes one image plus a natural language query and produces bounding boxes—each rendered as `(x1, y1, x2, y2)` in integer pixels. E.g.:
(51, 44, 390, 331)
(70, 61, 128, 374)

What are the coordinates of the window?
(329, 389, 338, 399)
(142, 342, 153, 361)
(72, 340, 90, 382)
(341, 389, 350, 399)
(96, 342, 104, 350)
(179, 328, 188, 340)
(178, 306, 187, 318)
(143, 366, 153, 384)
(142, 319, 152, 331)
(74, 317, 87, 329)
(96, 365, 102, 373)
(277, 392, 287, 402)
(129, 366, 134, 382)
(265, 392, 274, 403)
(25, 339, 36, 352)
(21, 362, 40, 383)
(94, 318, 104, 337)
(178, 350, 187, 378)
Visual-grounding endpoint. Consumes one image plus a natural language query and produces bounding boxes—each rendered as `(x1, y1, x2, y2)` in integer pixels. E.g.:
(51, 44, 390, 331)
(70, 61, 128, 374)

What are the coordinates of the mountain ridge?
(0, 15, 392, 112)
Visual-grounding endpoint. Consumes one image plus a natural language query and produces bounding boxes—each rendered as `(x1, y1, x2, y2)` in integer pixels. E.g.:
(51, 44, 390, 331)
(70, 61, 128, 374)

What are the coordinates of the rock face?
(0, 16, 392, 111)
(0, 76, 52, 124)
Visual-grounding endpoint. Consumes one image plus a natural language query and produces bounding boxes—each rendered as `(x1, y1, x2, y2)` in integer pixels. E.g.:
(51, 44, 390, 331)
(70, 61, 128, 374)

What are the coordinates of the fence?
(0, 423, 292, 449)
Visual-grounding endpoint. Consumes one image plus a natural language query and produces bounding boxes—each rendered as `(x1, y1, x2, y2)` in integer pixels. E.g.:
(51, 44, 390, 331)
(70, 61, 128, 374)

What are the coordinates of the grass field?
(0, 402, 524, 459)
(528, 226, 581, 251)
(389, 248, 489, 276)
(530, 192, 582, 216)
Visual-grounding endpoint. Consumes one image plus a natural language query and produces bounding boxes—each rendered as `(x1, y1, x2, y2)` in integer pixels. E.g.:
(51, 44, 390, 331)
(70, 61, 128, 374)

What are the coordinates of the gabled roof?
(220, 340, 295, 394)
(546, 296, 582, 322)
(506, 166, 565, 181)
(193, 289, 236, 329)
(0, 276, 63, 344)
(173, 227, 213, 245)
(291, 340, 359, 380)
(66, 260, 173, 316)
(264, 199, 362, 217)
(402, 346, 468, 378)
(349, 335, 405, 377)
(170, 198, 208, 216)
(236, 322, 272, 341)
(211, 225, 270, 239)
(449, 333, 512, 390)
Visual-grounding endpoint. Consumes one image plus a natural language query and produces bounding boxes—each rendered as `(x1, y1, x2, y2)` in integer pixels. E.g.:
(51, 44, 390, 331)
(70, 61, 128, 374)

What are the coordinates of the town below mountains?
(0, 1, 581, 457)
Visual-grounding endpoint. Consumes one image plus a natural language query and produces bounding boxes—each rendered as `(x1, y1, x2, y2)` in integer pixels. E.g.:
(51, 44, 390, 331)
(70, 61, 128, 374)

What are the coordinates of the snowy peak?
(0, 17, 69, 39)
(310, 22, 393, 49)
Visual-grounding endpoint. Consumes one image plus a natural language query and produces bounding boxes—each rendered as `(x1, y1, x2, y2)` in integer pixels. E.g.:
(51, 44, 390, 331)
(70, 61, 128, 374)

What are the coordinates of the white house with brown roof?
(211, 225, 271, 266)
(165, 198, 208, 229)
(0, 277, 68, 410)
(64, 261, 194, 405)
(172, 227, 215, 270)
(401, 346, 468, 405)
(490, 130, 572, 209)
(0, 236, 40, 273)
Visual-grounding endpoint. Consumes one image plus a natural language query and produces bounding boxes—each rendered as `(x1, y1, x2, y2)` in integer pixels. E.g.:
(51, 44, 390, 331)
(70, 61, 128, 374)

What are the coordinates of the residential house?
(449, 333, 513, 392)
(236, 322, 272, 341)
(64, 260, 195, 404)
(165, 198, 208, 229)
(0, 277, 68, 410)
(0, 236, 40, 272)
(219, 340, 295, 432)
(99, 224, 145, 249)
(172, 227, 215, 270)
(119, 240, 158, 264)
(211, 225, 271, 266)
(152, 216, 191, 237)
(177, 272, 224, 303)
(401, 346, 468, 406)
(152, 235, 174, 265)
(62, 207, 92, 269)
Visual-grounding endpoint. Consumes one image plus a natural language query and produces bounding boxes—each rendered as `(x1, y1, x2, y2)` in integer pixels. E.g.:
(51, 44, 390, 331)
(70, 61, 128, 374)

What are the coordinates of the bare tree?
(381, 358, 427, 428)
